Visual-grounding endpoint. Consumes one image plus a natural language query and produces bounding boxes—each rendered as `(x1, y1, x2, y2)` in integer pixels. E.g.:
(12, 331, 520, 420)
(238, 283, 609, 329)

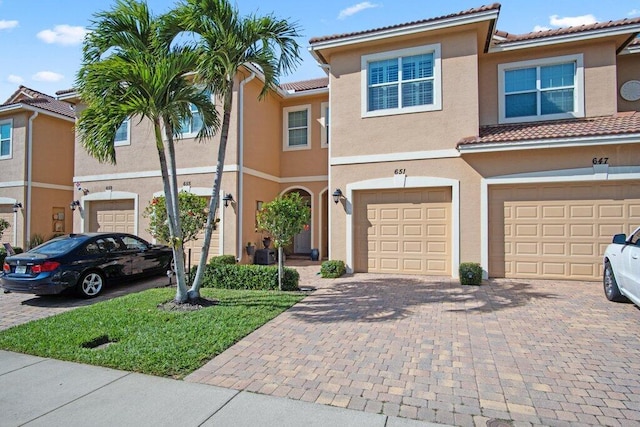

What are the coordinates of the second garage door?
(489, 181, 640, 280)
(89, 200, 135, 234)
(0, 205, 14, 244)
(354, 187, 451, 275)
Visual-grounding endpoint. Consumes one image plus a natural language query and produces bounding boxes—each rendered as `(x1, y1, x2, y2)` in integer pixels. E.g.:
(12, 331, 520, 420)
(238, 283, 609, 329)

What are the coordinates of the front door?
(294, 226, 311, 254)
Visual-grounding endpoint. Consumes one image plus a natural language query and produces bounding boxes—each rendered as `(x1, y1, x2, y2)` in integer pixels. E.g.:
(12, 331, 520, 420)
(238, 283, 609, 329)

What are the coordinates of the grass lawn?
(0, 288, 305, 379)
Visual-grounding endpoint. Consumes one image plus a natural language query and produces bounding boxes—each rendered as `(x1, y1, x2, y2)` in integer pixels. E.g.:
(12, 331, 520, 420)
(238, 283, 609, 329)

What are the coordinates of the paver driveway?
(187, 270, 640, 426)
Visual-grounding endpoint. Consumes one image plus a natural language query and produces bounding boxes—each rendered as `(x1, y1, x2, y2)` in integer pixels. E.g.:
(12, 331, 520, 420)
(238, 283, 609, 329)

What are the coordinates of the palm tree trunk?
(155, 120, 188, 303)
(189, 79, 235, 299)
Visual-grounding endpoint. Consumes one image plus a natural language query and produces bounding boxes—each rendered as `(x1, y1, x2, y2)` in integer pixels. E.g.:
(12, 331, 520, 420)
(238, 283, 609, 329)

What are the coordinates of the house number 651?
(394, 169, 406, 175)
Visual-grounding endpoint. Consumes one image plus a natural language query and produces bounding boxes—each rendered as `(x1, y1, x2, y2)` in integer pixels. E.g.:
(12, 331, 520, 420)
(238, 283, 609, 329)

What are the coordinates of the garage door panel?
(490, 181, 640, 281)
(90, 200, 135, 234)
(355, 188, 451, 275)
(0, 207, 14, 243)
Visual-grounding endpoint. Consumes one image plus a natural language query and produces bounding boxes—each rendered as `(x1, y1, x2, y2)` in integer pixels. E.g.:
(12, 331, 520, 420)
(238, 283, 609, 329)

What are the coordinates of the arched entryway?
(282, 188, 312, 255)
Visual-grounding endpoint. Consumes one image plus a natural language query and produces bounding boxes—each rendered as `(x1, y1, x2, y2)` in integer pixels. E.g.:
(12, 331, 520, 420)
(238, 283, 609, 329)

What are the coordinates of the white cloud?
(0, 20, 18, 30)
(32, 71, 64, 82)
(549, 14, 597, 27)
(7, 75, 24, 84)
(533, 25, 551, 32)
(629, 9, 640, 17)
(338, 2, 380, 20)
(37, 24, 88, 45)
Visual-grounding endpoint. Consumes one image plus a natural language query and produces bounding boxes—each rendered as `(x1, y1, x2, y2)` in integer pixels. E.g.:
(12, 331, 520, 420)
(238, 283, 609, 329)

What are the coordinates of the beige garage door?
(0, 205, 14, 243)
(354, 187, 451, 275)
(489, 182, 640, 281)
(89, 200, 135, 234)
(183, 197, 219, 266)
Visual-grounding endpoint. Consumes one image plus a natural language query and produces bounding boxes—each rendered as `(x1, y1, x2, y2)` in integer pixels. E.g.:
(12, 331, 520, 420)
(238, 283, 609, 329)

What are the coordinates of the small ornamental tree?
(0, 218, 9, 241)
(256, 192, 310, 290)
(144, 191, 208, 246)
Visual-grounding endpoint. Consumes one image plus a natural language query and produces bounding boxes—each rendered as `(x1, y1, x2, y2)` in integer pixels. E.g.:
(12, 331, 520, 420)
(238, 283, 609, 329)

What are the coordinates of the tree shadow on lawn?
(288, 276, 559, 324)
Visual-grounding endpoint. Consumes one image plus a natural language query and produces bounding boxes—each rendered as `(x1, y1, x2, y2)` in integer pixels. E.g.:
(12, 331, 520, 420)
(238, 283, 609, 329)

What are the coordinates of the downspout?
(236, 72, 256, 260)
(319, 63, 331, 259)
(26, 111, 38, 247)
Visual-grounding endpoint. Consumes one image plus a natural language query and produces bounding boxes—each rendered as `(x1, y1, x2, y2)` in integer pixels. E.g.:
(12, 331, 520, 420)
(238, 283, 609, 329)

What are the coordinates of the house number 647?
(394, 169, 406, 175)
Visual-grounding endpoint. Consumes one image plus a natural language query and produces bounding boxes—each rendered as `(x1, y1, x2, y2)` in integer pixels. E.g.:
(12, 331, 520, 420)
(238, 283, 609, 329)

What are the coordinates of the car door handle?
(633, 255, 639, 259)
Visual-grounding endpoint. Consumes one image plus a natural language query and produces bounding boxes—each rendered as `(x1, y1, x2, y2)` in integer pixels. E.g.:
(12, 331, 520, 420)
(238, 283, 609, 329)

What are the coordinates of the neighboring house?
(0, 86, 75, 249)
(309, 4, 640, 280)
(59, 68, 329, 266)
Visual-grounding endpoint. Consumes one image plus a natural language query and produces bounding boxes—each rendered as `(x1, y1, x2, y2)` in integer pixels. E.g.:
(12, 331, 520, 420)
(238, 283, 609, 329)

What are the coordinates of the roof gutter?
(309, 9, 500, 52)
(458, 133, 640, 153)
(489, 25, 640, 53)
(0, 103, 74, 123)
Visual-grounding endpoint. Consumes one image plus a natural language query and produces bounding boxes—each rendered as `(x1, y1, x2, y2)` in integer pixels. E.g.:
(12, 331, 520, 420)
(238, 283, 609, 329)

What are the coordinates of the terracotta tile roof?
(309, 3, 501, 44)
(280, 77, 329, 93)
(458, 112, 640, 148)
(493, 17, 640, 45)
(1, 85, 75, 118)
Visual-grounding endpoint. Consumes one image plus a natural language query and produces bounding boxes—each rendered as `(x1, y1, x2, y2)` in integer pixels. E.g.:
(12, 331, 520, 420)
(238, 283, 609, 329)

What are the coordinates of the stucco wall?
(616, 53, 640, 112)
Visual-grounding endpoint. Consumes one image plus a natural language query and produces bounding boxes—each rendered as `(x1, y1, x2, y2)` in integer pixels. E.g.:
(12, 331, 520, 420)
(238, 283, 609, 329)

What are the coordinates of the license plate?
(15, 265, 27, 274)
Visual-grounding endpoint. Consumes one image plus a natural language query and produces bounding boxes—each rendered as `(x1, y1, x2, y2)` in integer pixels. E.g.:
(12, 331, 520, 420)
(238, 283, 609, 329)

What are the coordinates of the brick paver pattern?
(186, 268, 640, 426)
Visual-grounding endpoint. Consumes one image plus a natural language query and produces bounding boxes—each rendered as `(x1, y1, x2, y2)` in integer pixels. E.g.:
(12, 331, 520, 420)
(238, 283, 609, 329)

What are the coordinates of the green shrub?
(202, 263, 299, 291)
(459, 262, 483, 285)
(320, 260, 346, 278)
(208, 255, 237, 266)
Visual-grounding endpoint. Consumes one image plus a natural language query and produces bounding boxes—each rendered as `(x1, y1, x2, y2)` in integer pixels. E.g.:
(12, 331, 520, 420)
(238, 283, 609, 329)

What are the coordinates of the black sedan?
(1, 233, 173, 298)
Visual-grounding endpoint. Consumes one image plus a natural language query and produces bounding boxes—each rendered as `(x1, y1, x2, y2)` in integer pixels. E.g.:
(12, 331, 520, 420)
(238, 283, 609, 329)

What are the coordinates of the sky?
(1, 0, 639, 103)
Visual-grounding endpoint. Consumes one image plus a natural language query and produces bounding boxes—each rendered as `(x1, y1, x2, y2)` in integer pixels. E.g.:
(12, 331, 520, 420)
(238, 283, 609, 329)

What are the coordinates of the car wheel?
(603, 261, 625, 302)
(77, 271, 104, 298)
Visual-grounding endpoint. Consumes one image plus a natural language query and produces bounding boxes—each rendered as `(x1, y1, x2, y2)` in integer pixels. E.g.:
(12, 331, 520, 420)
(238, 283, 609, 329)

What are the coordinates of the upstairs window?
(283, 105, 311, 151)
(0, 119, 12, 159)
(499, 54, 584, 124)
(179, 103, 204, 137)
(361, 44, 441, 117)
(114, 118, 130, 146)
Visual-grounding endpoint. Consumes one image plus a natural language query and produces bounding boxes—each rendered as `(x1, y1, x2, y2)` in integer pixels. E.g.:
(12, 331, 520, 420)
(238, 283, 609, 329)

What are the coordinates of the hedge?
(201, 263, 299, 291)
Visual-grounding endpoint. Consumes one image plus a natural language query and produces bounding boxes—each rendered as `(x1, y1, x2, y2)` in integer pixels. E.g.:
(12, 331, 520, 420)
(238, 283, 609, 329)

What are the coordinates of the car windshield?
(29, 238, 85, 256)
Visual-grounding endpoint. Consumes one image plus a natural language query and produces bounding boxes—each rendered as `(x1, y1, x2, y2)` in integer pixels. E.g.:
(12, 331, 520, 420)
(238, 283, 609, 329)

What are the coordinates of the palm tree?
(169, 0, 302, 299)
(75, 0, 220, 303)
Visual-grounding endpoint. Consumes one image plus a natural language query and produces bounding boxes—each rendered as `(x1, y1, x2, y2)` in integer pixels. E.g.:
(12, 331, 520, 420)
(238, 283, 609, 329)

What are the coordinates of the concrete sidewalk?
(0, 350, 446, 427)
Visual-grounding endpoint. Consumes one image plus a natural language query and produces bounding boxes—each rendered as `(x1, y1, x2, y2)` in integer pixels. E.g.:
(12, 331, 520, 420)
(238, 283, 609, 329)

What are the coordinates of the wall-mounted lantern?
(12, 202, 22, 213)
(222, 193, 234, 208)
(70, 200, 81, 211)
(332, 188, 343, 204)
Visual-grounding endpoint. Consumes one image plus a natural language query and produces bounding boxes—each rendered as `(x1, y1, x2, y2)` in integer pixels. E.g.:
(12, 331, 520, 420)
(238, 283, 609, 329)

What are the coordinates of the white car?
(603, 226, 640, 306)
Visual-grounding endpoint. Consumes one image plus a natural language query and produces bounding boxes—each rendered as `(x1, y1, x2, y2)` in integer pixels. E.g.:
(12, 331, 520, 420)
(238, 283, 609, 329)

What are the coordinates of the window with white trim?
(320, 102, 329, 147)
(114, 118, 130, 146)
(178, 103, 204, 137)
(498, 54, 584, 124)
(0, 119, 12, 160)
(361, 44, 441, 117)
(283, 105, 311, 150)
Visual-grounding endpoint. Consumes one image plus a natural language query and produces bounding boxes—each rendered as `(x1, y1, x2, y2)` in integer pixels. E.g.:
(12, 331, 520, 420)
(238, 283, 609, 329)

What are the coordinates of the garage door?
(354, 187, 451, 275)
(489, 182, 640, 280)
(0, 205, 14, 243)
(183, 198, 219, 266)
(89, 200, 135, 234)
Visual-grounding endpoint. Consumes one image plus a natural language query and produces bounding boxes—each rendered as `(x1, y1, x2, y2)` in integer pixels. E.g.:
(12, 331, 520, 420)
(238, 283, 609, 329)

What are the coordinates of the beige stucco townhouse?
(309, 3, 640, 280)
(59, 67, 330, 267)
(0, 86, 75, 249)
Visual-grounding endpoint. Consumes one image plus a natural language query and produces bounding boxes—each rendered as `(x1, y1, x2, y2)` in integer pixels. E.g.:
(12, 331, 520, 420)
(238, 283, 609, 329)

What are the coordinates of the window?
(114, 118, 130, 146)
(321, 102, 329, 147)
(0, 119, 12, 159)
(179, 103, 204, 137)
(498, 54, 584, 123)
(283, 105, 311, 151)
(361, 44, 441, 117)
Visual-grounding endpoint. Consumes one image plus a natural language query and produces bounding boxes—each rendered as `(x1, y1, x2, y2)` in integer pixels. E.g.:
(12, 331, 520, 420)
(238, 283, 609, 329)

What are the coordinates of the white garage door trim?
(80, 191, 139, 234)
(346, 176, 460, 277)
(481, 165, 640, 278)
